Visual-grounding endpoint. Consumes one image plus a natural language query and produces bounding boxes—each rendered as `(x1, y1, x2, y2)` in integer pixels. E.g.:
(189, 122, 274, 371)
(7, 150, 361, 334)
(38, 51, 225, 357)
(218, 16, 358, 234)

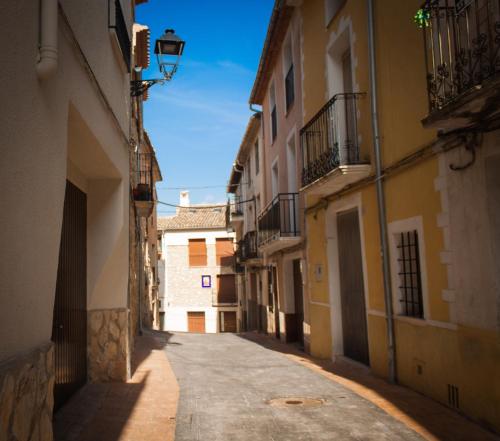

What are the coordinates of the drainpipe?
(36, 0, 58, 79)
(249, 103, 262, 114)
(367, 0, 396, 383)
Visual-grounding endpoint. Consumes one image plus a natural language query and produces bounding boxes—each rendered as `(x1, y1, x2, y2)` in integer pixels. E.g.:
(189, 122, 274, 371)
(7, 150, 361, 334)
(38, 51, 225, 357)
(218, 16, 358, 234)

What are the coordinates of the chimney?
(179, 190, 190, 209)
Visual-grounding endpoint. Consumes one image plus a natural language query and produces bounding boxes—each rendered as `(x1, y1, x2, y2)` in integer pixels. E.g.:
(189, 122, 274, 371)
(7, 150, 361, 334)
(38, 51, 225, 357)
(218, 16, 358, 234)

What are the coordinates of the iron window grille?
(285, 64, 295, 111)
(396, 230, 424, 318)
(422, 0, 500, 112)
(108, 0, 131, 72)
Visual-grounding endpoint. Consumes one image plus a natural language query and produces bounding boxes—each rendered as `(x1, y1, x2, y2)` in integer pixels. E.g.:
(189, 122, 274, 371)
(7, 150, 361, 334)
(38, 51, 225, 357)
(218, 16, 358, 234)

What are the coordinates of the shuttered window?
(188, 239, 207, 266)
(215, 238, 234, 266)
(217, 274, 237, 304)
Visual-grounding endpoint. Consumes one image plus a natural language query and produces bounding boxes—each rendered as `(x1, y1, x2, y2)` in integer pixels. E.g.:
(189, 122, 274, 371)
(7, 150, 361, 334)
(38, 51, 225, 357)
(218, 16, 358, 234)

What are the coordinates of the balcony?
(421, 0, 500, 130)
(258, 193, 300, 254)
(238, 231, 260, 263)
(132, 152, 155, 217)
(227, 198, 244, 229)
(300, 93, 371, 197)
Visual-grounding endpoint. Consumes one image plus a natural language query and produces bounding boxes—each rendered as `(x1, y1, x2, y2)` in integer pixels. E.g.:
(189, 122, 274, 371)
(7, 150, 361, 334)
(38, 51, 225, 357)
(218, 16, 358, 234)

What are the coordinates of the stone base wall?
(0, 343, 54, 441)
(88, 309, 130, 382)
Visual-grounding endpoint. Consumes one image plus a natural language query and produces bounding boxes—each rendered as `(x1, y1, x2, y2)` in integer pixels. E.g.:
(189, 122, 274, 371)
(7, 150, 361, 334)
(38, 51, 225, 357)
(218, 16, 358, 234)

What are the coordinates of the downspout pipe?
(36, 0, 58, 79)
(367, 0, 396, 384)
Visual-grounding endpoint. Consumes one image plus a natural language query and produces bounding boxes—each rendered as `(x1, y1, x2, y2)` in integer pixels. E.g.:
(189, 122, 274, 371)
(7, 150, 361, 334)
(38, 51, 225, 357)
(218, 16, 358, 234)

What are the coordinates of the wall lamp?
(131, 29, 185, 97)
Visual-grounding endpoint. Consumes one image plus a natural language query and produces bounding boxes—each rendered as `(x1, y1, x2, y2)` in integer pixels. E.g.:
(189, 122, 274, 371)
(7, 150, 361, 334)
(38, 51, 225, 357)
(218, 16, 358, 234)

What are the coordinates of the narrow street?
(166, 333, 421, 441)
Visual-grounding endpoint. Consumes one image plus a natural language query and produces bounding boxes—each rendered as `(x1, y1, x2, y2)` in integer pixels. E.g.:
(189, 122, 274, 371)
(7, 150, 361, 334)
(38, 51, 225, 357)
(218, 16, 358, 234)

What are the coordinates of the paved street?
(165, 332, 422, 441)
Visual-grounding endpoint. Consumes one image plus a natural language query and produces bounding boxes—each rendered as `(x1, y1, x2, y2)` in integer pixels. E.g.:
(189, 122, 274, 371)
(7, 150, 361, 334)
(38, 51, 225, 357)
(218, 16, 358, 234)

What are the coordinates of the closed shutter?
(217, 274, 236, 304)
(187, 312, 205, 333)
(188, 239, 207, 266)
(215, 238, 234, 266)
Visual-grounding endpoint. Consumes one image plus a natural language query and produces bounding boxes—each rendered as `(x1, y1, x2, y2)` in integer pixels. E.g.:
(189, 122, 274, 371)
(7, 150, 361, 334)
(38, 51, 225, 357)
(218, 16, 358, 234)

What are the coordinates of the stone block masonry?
(0, 343, 54, 441)
(88, 309, 130, 382)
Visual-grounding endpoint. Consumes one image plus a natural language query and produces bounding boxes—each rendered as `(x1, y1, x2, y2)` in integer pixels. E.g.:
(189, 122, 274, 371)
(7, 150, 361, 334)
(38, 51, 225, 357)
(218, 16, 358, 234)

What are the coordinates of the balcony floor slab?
(300, 164, 372, 197)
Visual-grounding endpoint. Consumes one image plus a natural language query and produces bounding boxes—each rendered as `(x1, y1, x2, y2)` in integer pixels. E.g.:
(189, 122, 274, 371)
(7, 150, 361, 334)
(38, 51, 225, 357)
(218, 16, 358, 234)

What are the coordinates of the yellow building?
(299, 0, 500, 433)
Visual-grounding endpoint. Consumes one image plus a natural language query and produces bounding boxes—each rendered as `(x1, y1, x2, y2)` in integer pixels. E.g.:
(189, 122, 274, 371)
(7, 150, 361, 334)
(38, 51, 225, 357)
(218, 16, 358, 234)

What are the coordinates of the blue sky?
(135, 0, 274, 214)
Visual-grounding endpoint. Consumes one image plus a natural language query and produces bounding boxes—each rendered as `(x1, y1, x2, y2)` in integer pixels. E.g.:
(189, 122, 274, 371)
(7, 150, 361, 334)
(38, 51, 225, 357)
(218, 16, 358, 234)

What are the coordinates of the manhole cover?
(266, 397, 324, 408)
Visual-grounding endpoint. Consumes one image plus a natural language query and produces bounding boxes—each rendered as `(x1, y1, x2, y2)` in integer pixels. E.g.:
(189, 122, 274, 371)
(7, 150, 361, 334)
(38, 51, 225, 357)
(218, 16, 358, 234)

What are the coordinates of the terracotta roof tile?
(158, 206, 227, 231)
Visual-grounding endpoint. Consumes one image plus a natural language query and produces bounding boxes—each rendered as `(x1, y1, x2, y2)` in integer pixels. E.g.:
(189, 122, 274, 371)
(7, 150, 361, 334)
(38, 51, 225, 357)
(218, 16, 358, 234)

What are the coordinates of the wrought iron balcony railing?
(422, 0, 500, 112)
(238, 231, 259, 262)
(258, 193, 299, 246)
(132, 152, 154, 202)
(300, 93, 364, 188)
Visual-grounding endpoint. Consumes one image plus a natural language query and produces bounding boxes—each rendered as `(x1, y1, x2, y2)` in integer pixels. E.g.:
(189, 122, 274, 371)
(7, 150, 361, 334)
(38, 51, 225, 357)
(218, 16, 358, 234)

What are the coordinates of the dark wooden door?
(337, 209, 369, 365)
(293, 259, 304, 346)
(221, 311, 237, 333)
(52, 181, 87, 411)
(187, 312, 205, 333)
(272, 266, 280, 339)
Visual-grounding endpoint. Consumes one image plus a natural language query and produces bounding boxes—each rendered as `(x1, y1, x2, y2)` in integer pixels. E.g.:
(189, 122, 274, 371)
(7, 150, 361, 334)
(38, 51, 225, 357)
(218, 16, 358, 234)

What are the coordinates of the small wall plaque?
(201, 275, 211, 288)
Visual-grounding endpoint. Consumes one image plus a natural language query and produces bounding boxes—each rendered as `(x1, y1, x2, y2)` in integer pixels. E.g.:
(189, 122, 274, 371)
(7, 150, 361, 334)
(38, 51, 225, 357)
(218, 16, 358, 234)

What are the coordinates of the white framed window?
(388, 216, 428, 319)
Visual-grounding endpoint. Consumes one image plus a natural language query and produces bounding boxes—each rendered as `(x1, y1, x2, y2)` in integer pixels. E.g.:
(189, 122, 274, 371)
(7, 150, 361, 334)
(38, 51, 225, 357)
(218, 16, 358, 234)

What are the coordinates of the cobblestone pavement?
(165, 332, 422, 441)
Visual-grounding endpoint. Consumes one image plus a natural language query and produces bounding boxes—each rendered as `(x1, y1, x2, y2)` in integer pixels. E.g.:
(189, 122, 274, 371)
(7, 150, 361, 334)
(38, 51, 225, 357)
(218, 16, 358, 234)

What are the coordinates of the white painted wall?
(159, 227, 237, 333)
(0, 1, 131, 360)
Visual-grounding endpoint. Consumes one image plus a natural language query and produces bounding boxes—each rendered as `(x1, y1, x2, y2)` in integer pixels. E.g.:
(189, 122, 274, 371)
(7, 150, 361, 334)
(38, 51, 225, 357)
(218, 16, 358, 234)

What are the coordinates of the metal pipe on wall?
(367, 0, 396, 383)
(36, 0, 58, 79)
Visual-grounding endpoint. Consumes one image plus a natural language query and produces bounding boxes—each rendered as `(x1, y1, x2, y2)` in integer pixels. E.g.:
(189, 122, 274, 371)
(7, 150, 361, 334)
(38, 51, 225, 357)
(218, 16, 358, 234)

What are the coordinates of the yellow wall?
(300, 0, 500, 433)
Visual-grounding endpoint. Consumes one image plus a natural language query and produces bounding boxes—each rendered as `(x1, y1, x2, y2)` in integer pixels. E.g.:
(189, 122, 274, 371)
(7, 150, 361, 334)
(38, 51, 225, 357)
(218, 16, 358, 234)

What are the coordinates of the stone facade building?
(158, 192, 238, 333)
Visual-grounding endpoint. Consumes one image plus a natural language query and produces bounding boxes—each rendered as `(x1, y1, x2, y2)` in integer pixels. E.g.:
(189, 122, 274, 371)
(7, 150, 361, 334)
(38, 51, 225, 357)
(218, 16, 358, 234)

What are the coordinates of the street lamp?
(131, 29, 185, 97)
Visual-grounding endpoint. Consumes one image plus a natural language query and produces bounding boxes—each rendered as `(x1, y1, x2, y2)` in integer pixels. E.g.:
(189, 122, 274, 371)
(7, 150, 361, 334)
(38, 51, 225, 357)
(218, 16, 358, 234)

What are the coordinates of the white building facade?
(158, 193, 238, 333)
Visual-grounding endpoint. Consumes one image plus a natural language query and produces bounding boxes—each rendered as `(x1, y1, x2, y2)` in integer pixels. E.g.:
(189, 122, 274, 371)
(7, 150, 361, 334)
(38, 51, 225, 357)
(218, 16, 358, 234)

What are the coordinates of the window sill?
(394, 315, 426, 327)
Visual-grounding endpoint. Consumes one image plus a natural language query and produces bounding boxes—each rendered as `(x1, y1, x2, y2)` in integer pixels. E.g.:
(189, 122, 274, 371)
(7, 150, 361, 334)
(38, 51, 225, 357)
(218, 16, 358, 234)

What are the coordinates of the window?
(217, 274, 237, 304)
(188, 239, 207, 266)
(215, 238, 234, 266)
(283, 36, 294, 111)
(255, 141, 260, 175)
(109, 0, 131, 71)
(396, 230, 424, 318)
(271, 161, 279, 199)
(270, 83, 277, 142)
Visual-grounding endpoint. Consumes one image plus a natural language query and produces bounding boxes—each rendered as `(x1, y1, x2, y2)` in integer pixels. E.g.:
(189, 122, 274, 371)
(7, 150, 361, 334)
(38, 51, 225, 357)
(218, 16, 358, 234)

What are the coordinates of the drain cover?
(266, 397, 324, 408)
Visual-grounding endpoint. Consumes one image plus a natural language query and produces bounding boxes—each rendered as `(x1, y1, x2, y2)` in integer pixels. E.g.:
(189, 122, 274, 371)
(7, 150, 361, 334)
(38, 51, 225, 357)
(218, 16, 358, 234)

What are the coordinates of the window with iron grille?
(396, 230, 424, 318)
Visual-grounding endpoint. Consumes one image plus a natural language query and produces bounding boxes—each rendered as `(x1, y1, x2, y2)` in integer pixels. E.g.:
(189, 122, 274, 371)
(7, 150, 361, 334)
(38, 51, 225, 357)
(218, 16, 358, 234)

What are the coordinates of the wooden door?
(220, 311, 237, 333)
(337, 209, 369, 365)
(52, 181, 87, 411)
(187, 311, 205, 333)
(293, 259, 304, 346)
(272, 266, 280, 339)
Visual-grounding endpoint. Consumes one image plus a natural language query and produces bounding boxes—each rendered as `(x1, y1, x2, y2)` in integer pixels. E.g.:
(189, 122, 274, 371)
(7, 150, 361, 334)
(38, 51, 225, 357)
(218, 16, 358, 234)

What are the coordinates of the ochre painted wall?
(300, 0, 500, 433)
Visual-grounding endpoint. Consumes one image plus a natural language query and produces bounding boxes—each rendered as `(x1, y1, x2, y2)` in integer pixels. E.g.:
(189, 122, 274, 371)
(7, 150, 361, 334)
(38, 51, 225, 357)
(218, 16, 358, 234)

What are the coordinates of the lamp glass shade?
(154, 29, 185, 56)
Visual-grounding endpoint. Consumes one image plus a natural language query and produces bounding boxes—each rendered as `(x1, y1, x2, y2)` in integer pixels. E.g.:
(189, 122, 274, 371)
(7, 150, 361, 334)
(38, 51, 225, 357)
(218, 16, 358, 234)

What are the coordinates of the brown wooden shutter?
(215, 238, 234, 266)
(217, 274, 236, 303)
(188, 239, 207, 266)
